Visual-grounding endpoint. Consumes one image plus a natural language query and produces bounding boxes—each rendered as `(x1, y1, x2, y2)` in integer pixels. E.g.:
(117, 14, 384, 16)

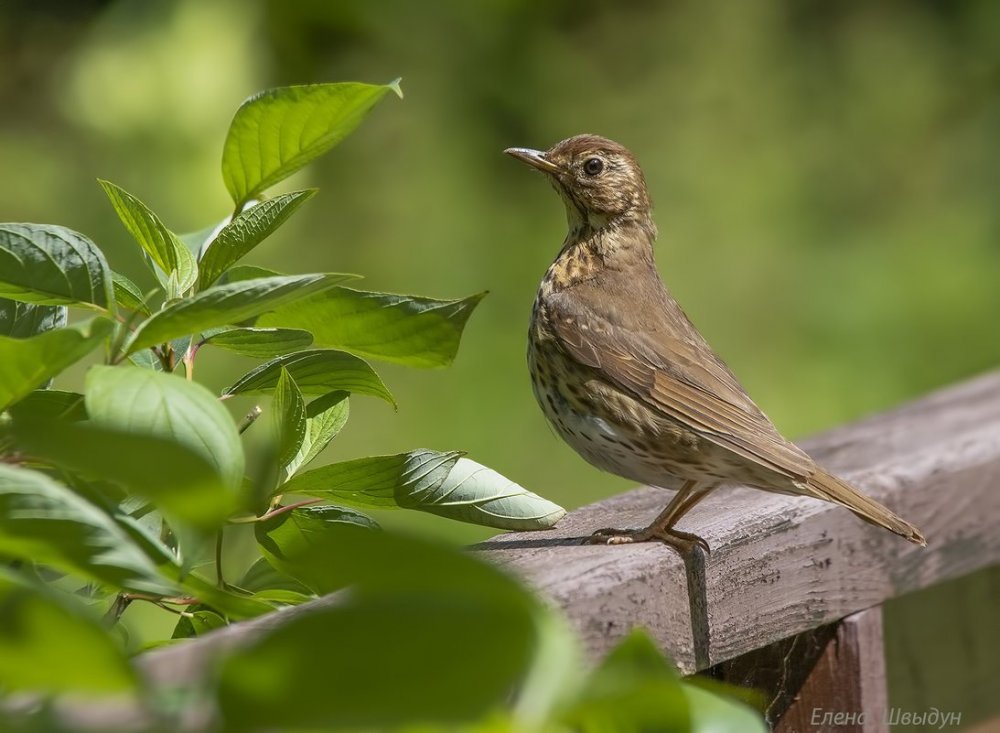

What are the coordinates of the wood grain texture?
(480, 370, 1000, 672)
(475, 491, 694, 664)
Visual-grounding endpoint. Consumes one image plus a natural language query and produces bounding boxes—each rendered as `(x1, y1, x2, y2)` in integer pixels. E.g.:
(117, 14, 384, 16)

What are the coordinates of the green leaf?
(281, 450, 458, 507)
(259, 288, 486, 368)
(272, 368, 306, 471)
(282, 450, 566, 530)
(0, 567, 137, 694)
(198, 190, 317, 287)
(58, 472, 128, 509)
(201, 326, 313, 358)
(0, 318, 113, 411)
(12, 419, 236, 529)
(597, 628, 680, 680)
(0, 464, 177, 595)
(127, 348, 163, 371)
(221, 264, 282, 282)
(0, 298, 66, 338)
(219, 596, 531, 729)
(222, 349, 393, 407)
(238, 556, 311, 596)
(125, 274, 352, 354)
(112, 271, 150, 314)
(172, 609, 227, 640)
(561, 629, 689, 733)
(684, 684, 769, 733)
(285, 391, 349, 477)
(255, 505, 379, 594)
(0, 299, 68, 392)
(426, 456, 566, 530)
(85, 366, 245, 492)
(7, 389, 86, 422)
(248, 588, 313, 606)
(511, 610, 583, 728)
(222, 81, 401, 207)
(99, 180, 198, 293)
(0, 223, 113, 307)
(216, 528, 542, 731)
(179, 573, 277, 620)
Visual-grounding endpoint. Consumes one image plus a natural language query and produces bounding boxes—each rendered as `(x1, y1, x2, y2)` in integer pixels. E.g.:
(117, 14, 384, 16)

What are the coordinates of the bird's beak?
(504, 147, 561, 174)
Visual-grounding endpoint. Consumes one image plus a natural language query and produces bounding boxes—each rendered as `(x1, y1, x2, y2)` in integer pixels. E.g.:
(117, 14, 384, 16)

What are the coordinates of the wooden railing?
(478, 370, 1000, 731)
(131, 371, 1000, 731)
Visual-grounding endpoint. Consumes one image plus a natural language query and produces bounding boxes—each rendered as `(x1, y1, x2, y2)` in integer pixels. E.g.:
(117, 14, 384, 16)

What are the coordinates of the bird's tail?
(804, 470, 926, 546)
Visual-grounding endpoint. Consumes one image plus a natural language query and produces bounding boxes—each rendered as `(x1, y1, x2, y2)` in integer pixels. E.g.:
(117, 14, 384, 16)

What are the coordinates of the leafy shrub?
(0, 80, 762, 732)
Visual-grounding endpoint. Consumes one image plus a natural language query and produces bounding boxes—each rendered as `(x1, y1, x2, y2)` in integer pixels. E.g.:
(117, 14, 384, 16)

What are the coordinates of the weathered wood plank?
(778, 608, 888, 733)
(479, 370, 1000, 672)
(709, 607, 887, 732)
(708, 617, 839, 727)
(476, 493, 693, 665)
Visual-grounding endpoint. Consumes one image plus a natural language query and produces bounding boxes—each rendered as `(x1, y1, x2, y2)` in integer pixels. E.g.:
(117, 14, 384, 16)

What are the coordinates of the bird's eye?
(583, 157, 604, 176)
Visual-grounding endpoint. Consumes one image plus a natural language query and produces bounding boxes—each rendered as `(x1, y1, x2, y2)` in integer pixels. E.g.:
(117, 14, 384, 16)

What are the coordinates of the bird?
(505, 134, 925, 553)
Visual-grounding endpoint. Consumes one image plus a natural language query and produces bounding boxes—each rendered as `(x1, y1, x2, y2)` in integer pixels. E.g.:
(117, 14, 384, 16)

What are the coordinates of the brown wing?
(543, 286, 816, 482)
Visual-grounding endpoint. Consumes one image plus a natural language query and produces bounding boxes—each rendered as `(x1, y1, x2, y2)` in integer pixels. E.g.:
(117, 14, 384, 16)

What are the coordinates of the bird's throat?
(546, 216, 656, 291)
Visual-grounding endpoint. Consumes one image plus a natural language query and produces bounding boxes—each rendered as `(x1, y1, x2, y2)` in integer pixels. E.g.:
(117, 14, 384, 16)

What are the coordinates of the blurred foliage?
(2, 0, 999, 548)
(0, 522, 767, 731)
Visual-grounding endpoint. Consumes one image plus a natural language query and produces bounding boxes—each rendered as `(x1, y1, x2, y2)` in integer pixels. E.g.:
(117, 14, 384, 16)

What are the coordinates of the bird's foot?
(587, 526, 710, 555)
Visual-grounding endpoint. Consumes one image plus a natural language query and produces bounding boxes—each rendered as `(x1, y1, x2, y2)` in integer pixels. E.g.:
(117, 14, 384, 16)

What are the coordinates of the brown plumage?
(506, 134, 925, 552)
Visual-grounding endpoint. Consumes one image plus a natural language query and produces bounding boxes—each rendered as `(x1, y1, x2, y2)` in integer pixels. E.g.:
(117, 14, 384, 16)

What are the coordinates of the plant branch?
(123, 593, 200, 606)
(107, 304, 149, 364)
(237, 405, 262, 434)
(228, 497, 325, 525)
(215, 530, 226, 588)
(103, 593, 132, 626)
(152, 345, 173, 372)
(182, 338, 199, 380)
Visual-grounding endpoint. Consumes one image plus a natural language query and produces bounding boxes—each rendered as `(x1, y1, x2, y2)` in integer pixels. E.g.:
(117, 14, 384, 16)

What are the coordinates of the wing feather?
(543, 289, 815, 481)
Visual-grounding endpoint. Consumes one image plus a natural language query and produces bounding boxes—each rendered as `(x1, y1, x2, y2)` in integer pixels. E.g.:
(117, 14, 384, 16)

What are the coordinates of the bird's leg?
(588, 481, 714, 553)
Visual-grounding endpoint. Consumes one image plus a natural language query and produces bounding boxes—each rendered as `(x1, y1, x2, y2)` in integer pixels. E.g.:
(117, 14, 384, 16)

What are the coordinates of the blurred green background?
(3, 0, 999, 548)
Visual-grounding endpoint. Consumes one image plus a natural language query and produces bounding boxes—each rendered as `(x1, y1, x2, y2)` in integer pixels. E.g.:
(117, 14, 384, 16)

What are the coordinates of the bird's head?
(505, 134, 652, 231)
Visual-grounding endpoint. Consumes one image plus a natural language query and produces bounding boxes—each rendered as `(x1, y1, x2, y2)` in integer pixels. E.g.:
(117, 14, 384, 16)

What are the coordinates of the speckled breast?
(527, 319, 702, 492)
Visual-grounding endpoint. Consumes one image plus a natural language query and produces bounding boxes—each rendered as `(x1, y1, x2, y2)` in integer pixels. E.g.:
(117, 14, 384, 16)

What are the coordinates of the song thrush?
(506, 134, 925, 553)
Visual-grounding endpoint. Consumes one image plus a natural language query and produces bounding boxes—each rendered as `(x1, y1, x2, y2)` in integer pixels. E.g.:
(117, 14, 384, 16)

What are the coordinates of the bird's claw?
(587, 527, 710, 555)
